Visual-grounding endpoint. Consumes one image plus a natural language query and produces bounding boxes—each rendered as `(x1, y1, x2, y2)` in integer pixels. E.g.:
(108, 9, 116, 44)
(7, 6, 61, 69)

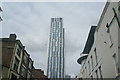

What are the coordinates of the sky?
(1, 2, 106, 76)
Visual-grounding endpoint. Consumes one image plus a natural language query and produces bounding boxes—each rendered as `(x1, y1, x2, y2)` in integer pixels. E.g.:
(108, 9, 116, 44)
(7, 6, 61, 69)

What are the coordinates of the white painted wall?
(78, 1, 120, 78)
(96, 2, 119, 78)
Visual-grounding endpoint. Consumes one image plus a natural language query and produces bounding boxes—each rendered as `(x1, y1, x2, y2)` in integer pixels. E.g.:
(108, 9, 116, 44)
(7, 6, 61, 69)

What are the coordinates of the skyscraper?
(47, 18, 64, 79)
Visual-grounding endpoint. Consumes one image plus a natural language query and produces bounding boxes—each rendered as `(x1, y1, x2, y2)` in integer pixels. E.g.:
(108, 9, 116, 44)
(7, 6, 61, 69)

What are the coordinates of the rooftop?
(77, 26, 97, 64)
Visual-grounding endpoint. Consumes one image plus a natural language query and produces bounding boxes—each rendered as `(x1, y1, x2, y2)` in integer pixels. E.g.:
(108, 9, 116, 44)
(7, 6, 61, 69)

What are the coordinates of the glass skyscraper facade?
(47, 18, 64, 79)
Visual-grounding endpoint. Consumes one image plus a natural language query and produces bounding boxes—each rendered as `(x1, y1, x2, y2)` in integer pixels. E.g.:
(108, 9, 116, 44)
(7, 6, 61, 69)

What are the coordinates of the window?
(16, 48, 21, 56)
(113, 53, 119, 73)
(85, 67, 87, 77)
(88, 61, 90, 74)
(11, 73, 17, 80)
(94, 48, 98, 65)
(99, 66, 103, 79)
(21, 65, 26, 77)
(95, 70, 98, 79)
(91, 76, 93, 80)
(106, 24, 113, 47)
(23, 54, 28, 64)
(82, 70, 85, 78)
(13, 57, 19, 72)
(27, 71, 31, 78)
(108, 34, 113, 47)
(0, 7, 2, 12)
(91, 56, 94, 70)
(0, 16, 3, 21)
(29, 60, 32, 69)
(53, 46, 55, 52)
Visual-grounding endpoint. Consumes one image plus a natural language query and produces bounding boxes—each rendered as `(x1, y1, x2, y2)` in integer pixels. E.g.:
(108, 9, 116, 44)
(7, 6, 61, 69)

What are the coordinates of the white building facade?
(77, 1, 120, 79)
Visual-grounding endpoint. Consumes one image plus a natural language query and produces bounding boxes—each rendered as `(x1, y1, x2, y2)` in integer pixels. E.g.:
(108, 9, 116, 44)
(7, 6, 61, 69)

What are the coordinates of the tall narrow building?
(47, 18, 64, 79)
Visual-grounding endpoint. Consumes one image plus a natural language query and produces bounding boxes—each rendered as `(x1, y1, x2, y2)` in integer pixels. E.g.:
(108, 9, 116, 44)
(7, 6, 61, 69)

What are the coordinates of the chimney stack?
(9, 34, 17, 40)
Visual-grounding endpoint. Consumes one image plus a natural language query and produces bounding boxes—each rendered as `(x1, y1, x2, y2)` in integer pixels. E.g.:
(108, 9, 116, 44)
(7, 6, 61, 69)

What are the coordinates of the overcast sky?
(2, 2, 106, 76)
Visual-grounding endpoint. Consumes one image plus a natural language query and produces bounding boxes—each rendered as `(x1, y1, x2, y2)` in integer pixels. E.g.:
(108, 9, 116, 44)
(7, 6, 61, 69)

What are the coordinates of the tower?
(47, 18, 64, 79)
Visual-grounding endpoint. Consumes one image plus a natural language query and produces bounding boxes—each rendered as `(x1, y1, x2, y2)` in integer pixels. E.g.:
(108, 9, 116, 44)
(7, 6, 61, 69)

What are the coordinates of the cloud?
(2, 2, 105, 76)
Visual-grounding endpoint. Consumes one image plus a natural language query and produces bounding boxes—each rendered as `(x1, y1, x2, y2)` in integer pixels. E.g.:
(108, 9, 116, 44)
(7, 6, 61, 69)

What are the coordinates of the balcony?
(77, 53, 88, 64)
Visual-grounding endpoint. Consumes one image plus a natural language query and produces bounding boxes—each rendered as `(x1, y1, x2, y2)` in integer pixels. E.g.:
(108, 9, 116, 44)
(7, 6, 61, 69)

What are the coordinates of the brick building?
(1, 34, 34, 79)
(32, 69, 48, 80)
